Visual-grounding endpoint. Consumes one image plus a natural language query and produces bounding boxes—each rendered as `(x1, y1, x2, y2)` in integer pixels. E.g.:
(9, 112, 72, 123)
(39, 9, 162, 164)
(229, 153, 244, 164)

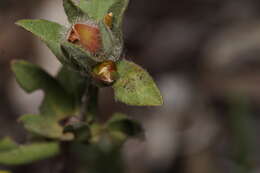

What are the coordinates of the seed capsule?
(104, 12, 113, 28)
(92, 61, 117, 84)
(67, 23, 101, 53)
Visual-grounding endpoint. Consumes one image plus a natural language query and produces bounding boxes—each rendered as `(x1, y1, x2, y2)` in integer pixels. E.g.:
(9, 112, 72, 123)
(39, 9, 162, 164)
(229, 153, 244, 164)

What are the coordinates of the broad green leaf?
(11, 60, 75, 118)
(79, 0, 116, 20)
(61, 42, 104, 74)
(107, 113, 143, 137)
(16, 19, 69, 66)
(113, 60, 163, 106)
(16, 19, 64, 42)
(0, 137, 17, 152)
(0, 142, 60, 165)
(63, 0, 88, 23)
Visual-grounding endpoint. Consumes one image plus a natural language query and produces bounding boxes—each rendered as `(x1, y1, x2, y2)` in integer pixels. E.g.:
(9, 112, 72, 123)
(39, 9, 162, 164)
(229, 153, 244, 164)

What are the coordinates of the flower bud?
(104, 12, 113, 28)
(67, 23, 101, 53)
(92, 61, 117, 85)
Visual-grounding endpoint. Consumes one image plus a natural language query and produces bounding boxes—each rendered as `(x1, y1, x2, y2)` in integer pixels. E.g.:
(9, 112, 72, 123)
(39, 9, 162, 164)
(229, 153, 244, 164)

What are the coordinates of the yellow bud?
(92, 61, 117, 84)
(104, 12, 113, 28)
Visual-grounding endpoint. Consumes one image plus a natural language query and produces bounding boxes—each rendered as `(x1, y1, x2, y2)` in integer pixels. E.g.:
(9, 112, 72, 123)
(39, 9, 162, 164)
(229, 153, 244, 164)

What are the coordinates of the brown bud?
(67, 23, 101, 53)
(92, 61, 117, 84)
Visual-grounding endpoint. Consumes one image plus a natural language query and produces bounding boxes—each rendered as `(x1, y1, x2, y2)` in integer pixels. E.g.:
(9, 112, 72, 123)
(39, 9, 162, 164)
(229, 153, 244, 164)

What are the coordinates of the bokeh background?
(1, 0, 260, 172)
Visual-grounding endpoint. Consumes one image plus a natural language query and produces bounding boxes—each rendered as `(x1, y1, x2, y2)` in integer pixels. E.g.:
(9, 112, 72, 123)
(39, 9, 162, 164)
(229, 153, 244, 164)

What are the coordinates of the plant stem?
(80, 82, 99, 123)
(86, 84, 99, 123)
(80, 81, 90, 121)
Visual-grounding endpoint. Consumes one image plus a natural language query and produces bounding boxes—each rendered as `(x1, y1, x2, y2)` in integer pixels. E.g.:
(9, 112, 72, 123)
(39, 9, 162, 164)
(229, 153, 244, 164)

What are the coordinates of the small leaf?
(63, 0, 87, 23)
(12, 61, 77, 139)
(0, 142, 60, 166)
(11, 60, 59, 93)
(79, 0, 116, 20)
(16, 19, 70, 66)
(19, 115, 64, 139)
(11, 60, 75, 118)
(107, 113, 143, 137)
(61, 42, 100, 73)
(0, 137, 17, 152)
(113, 60, 163, 106)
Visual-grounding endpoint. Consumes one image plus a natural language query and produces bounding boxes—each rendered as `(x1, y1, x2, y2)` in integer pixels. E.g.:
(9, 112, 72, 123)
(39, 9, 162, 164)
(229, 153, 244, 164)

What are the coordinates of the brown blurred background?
(1, 0, 260, 172)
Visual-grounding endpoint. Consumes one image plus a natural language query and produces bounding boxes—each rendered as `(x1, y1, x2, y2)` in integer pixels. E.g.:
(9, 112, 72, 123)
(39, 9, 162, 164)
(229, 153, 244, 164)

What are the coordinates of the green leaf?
(78, 0, 129, 34)
(11, 60, 59, 93)
(79, 0, 116, 20)
(11, 60, 75, 118)
(0, 142, 60, 166)
(61, 42, 100, 74)
(109, 0, 129, 29)
(16, 19, 65, 42)
(63, 0, 88, 23)
(113, 59, 163, 106)
(98, 22, 122, 61)
(12, 61, 77, 139)
(99, 22, 114, 55)
(107, 113, 143, 137)
(16, 19, 70, 66)
(19, 114, 75, 140)
(19, 115, 64, 139)
(0, 137, 17, 152)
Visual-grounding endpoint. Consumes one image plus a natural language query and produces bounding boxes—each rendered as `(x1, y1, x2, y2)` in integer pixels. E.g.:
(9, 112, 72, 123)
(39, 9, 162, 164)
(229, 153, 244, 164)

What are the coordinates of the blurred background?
(1, 0, 260, 172)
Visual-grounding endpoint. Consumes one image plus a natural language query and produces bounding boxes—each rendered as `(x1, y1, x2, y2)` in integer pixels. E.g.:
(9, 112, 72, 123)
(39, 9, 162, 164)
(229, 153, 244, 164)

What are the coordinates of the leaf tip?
(151, 95, 164, 106)
(11, 60, 22, 73)
(11, 60, 30, 72)
(15, 19, 28, 27)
